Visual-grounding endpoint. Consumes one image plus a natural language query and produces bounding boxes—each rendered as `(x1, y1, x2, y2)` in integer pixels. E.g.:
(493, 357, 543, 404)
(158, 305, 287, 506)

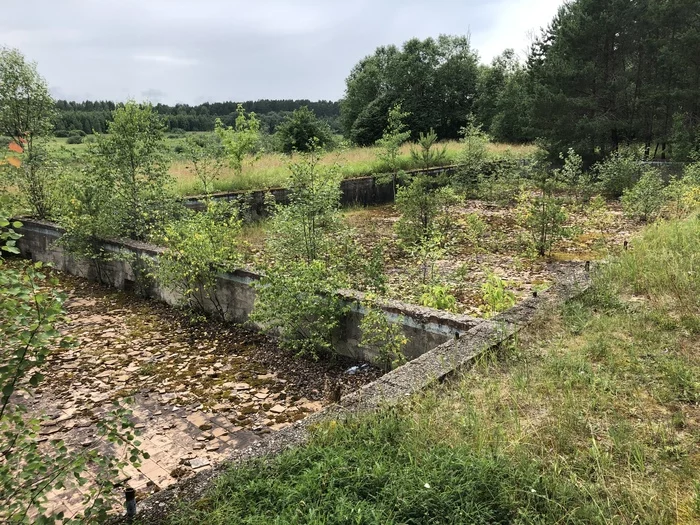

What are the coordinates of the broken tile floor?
(23, 272, 381, 519)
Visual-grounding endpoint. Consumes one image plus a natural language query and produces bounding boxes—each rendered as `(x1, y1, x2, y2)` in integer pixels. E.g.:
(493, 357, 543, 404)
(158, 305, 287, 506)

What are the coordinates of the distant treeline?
(54, 99, 341, 134)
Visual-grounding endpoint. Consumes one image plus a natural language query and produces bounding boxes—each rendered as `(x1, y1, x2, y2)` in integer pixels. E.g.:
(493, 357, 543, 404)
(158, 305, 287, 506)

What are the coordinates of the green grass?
(43, 134, 536, 196)
(165, 214, 700, 524)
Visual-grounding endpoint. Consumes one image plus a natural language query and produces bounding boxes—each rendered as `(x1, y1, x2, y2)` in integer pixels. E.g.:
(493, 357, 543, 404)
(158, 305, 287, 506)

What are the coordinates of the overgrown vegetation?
(152, 202, 243, 320)
(250, 147, 350, 358)
(0, 47, 58, 219)
(167, 213, 700, 525)
(0, 216, 147, 523)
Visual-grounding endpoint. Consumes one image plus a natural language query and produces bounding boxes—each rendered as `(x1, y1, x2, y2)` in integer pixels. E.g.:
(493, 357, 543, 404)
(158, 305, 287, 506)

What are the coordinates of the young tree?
(274, 106, 333, 154)
(251, 145, 349, 358)
(516, 162, 569, 257)
(183, 133, 225, 196)
(86, 101, 174, 241)
(455, 116, 490, 193)
(410, 128, 448, 169)
(557, 148, 595, 205)
(375, 103, 411, 198)
(395, 175, 460, 248)
(265, 144, 344, 264)
(621, 169, 666, 222)
(0, 47, 58, 219)
(215, 104, 261, 175)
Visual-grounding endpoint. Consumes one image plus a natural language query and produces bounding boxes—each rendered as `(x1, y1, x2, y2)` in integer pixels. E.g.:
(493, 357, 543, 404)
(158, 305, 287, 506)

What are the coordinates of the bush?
(251, 148, 348, 358)
(173, 144, 185, 154)
(595, 150, 644, 198)
(395, 176, 460, 247)
(68, 129, 86, 137)
(66, 134, 83, 144)
(455, 118, 489, 192)
(53, 129, 70, 137)
(274, 106, 334, 154)
(621, 169, 666, 222)
(475, 158, 524, 204)
(481, 272, 516, 317)
(169, 127, 186, 135)
(359, 295, 407, 370)
(516, 163, 570, 257)
(252, 260, 348, 358)
(664, 161, 700, 218)
(419, 283, 457, 311)
(152, 202, 243, 319)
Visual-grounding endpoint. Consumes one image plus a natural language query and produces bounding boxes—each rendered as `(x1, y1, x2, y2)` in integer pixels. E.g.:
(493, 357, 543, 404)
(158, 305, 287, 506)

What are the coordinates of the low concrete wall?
(16, 219, 479, 362)
(183, 165, 460, 217)
(118, 266, 591, 524)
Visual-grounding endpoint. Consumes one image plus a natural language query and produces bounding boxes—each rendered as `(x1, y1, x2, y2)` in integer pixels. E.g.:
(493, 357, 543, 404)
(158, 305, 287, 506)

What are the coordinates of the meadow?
(46, 134, 536, 196)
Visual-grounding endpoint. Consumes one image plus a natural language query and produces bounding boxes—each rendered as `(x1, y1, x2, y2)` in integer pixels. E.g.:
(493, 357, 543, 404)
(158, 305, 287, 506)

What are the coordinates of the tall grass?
(600, 213, 699, 313)
(171, 142, 536, 196)
(166, 214, 700, 524)
(41, 135, 536, 196)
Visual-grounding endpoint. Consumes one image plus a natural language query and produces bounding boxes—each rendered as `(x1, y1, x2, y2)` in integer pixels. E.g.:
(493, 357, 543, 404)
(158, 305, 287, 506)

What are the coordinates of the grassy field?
(170, 140, 535, 195)
(165, 215, 700, 524)
(44, 134, 536, 196)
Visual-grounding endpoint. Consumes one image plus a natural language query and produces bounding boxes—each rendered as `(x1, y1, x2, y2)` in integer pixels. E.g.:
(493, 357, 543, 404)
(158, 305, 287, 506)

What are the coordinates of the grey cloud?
(1, 0, 564, 104)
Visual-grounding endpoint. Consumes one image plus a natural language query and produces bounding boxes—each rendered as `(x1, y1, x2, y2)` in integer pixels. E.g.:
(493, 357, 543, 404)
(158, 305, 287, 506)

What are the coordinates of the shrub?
(82, 101, 175, 241)
(68, 129, 86, 137)
(475, 158, 524, 204)
(663, 161, 700, 218)
(419, 283, 457, 311)
(516, 163, 569, 257)
(66, 134, 83, 144)
(252, 260, 348, 358)
(215, 105, 262, 175)
(274, 106, 333, 154)
(395, 176, 460, 247)
(252, 147, 349, 358)
(0, 47, 58, 219)
(54, 129, 70, 137)
(152, 202, 243, 320)
(183, 133, 225, 196)
(621, 169, 666, 222)
(481, 272, 516, 317)
(557, 148, 595, 204)
(595, 150, 644, 198)
(169, 127, 186, 135)
(359, 294, 408, 370)
(455, 117, 490, 192)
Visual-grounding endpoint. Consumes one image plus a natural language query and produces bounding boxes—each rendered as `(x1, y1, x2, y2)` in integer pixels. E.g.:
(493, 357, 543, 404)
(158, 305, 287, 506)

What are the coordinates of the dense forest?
(53, 0, 700, 162)
(341, 0, 700, 161)
(55, 99, 341, 135)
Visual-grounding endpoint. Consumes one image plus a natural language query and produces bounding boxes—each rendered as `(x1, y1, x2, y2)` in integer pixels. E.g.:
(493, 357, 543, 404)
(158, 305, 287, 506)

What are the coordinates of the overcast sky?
(1, 0, 564, 105)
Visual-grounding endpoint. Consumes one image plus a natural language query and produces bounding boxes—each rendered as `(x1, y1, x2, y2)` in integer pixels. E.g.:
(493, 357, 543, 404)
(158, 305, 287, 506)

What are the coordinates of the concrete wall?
(183, 165, 460, 217)
(16, 219, 480, 363)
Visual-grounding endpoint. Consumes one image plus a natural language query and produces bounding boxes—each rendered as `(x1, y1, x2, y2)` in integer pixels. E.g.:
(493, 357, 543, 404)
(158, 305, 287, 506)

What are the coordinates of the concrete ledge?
(121, 265, 591, 524)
